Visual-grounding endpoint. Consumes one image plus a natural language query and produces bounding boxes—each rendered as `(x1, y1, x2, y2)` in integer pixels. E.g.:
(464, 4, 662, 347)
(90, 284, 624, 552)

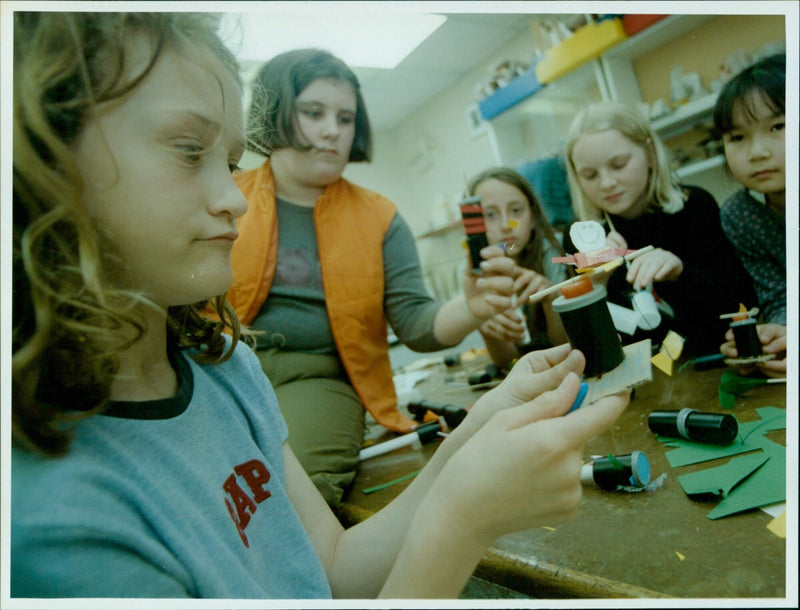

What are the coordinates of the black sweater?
(563, 186, 756, 356)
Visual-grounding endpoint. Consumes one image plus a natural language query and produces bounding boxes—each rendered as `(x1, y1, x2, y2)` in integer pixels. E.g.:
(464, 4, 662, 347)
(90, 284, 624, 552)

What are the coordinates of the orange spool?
(560, 275, 593, 299)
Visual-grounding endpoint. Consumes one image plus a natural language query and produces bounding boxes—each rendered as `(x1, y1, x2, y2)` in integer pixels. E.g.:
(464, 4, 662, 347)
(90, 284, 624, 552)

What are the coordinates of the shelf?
(675, 154, 726, 179)
(478, 62, 544, 121)
(651, 92, 718, 139)
(535, 18, 628, 84)
(478, 17, 627, 123)
(488, 61, 601, 126)
(604, 14, 716, 61)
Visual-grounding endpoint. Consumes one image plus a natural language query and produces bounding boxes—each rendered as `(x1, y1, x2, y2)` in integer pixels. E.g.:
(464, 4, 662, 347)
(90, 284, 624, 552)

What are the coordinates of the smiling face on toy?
(570, 221, 607, 253)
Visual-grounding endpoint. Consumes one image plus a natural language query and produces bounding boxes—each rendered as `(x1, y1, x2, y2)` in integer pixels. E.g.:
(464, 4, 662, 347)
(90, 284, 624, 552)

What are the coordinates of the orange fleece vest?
(230, 162, 417, 433)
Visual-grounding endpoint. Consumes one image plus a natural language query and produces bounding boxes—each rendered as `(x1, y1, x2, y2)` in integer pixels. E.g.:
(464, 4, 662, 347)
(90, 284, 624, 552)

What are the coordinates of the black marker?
(648, 408, 738, 445)
(581, 452, 651, 490)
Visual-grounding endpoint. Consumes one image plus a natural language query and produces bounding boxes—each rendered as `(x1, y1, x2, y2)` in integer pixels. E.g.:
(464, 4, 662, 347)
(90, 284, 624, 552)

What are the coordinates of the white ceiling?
(351, 13, 535, 131)
(240, 12, 537, 132)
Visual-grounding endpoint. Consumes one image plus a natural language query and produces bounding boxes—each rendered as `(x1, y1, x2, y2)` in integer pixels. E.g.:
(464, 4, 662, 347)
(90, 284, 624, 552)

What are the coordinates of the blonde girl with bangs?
(10, 12, 629, 599)
(563, 101, 755, 355)
(566, 101, 685, 222)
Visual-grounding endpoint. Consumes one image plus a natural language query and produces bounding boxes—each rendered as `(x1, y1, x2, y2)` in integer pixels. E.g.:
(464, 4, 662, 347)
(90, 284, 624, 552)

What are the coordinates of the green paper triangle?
(677, 453, 768, 498)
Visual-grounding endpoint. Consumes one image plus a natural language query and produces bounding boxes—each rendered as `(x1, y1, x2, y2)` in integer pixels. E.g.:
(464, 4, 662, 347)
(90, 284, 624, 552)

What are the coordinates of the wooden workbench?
(337, 357, 787, 599)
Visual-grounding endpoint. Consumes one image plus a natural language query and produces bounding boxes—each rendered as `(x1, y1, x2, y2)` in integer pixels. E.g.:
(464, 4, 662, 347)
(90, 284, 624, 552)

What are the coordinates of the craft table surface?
(337, 357, 787, 599)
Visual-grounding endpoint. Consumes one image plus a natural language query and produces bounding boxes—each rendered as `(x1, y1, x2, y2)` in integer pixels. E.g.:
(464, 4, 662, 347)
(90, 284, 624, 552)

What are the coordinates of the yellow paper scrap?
(661, 331, 685, 361)
(675, 551, 685, 561)
(767, 510, 786, 538)
(575, 257, 624, 275)
(542, 526, 556, 531)
(651, 351, 674, 376)
(651, 330, 686, 376)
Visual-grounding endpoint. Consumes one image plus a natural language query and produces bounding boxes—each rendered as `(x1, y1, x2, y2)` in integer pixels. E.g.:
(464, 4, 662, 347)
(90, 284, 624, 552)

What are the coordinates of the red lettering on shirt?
(235, 459, 272, 502)
(223, 459, 273, 548)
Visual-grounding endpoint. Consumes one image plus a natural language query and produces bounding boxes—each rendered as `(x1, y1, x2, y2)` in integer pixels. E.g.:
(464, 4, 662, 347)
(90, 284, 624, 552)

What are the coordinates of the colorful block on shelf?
(535, 18, 628, 85)
(622, 14, 668, 36)
(477, 61, 544, 121)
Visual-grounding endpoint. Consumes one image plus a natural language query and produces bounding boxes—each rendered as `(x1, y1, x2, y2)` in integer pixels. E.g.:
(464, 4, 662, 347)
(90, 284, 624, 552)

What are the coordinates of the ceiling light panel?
(220, 12, 447, 70)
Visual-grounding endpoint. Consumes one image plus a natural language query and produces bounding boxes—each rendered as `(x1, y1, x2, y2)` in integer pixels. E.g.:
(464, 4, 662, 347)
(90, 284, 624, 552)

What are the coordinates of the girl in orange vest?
(230, 49, 518, 508)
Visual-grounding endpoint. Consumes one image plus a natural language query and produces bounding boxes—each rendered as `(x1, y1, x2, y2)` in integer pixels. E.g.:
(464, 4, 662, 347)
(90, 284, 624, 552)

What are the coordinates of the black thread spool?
(581, 452, 651, 490)
(458, 196, 489, 273)
(468, 371, 491, 385)
(648, 408, 738, 445)
(730, 317, 762, 358)
(552, 278, 624, 377)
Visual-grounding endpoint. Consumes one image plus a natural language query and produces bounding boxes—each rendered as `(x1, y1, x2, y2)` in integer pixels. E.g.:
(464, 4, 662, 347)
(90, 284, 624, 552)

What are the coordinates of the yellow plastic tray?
(535, 18, 627, 84)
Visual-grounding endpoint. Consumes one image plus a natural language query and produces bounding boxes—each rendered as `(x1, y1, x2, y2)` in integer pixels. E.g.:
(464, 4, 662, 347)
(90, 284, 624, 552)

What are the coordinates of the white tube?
(632, 290, 662, 330)
(580, 463, 595, 486)
(359, 432, 422, 461)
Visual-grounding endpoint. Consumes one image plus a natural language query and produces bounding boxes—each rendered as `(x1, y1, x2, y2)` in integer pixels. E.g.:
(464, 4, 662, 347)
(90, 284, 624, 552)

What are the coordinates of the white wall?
(341, 26, 544, 301)
(343, 26, 540, 237)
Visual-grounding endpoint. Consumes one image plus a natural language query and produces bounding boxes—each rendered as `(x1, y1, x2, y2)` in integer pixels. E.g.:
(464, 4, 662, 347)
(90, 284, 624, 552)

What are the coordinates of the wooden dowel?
(528, 273, 594, 303)
(719, 307, 759, 320)
(529, 245, 654, 304)
(622, 244, 654, 262)
(603, 211, 617, 234)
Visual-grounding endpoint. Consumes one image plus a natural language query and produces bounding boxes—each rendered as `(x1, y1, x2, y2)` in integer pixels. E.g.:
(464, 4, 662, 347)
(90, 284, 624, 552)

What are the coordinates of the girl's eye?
(725, 133, 744, 143)
(579, 171, 596, 180)
(300, 106, 323, 119)
(338, 114, 355, 125)
(176, 143, 204, 163)
(771, 121, 785, 133)
(611, 158, 628, 170)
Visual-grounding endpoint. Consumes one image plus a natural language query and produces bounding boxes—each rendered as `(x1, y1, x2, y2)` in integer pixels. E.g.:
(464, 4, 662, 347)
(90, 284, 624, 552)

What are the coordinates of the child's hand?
(462, 246, 515, 318)
(720, 323, 786, 378)
(428, 372, 629, 544)
(513, 267, 553, 303)
(720, 329, 757, 376)
(756, 323, 787, 377)
(481, 309, 526, 343)
(447, 344, 584, 444)
(625, 248, 683, 290)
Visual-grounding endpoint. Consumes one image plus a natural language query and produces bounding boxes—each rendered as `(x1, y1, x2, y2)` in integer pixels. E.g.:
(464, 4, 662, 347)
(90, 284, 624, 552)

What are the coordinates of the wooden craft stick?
(529, 245, 655, 303)
(622, 244, 654, 262)
(719, 307, 759, 320)
(528, 272, 593, 303)
(603, 211, 617, 234)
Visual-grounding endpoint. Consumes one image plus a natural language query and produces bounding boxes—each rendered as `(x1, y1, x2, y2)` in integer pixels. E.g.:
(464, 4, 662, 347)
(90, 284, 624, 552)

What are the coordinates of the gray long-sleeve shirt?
(251, 198, 445, 354)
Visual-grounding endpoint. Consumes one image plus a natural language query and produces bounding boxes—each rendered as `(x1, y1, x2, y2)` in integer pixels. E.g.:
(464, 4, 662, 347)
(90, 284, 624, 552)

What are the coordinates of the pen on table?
(358, 421, 442, 461)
